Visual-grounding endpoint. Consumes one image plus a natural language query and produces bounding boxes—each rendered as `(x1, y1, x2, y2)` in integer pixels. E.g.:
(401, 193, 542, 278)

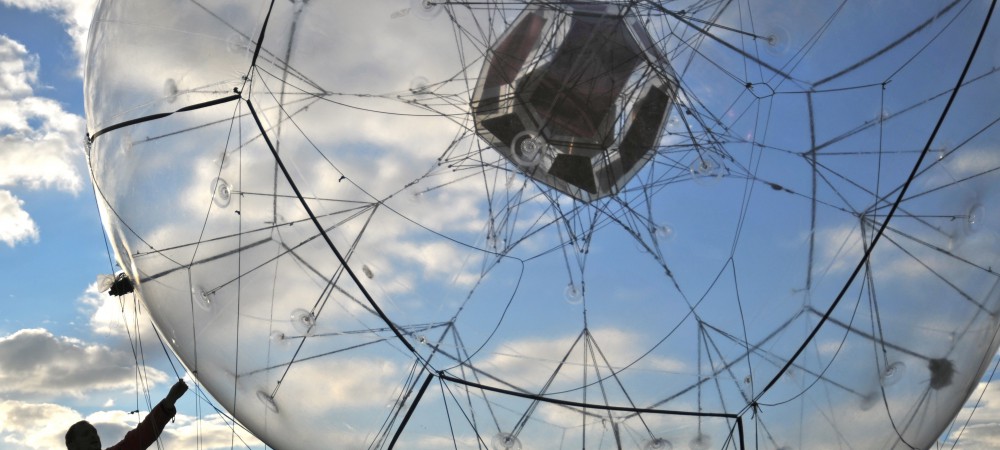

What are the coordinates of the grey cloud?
(0, 400, 261, 450)
(0, 328, 167, 398)
(945, 381, 1000, 449)
(0, 400, 81, 449)
(950, 423, 1000, 449)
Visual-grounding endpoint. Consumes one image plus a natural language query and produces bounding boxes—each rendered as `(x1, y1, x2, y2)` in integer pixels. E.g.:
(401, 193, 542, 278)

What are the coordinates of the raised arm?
(106, 380, 187, 450)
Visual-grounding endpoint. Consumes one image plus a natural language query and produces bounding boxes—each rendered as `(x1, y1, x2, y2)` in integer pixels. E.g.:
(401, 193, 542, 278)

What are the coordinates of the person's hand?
(165, 379, 188, 405)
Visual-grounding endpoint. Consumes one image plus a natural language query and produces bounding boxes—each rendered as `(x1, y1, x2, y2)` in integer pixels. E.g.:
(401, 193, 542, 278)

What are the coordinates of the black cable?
(88, 94, 241, 142)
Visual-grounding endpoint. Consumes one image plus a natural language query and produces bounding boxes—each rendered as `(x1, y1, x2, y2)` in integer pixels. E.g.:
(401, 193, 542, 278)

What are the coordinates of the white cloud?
(0, 36, 83, 192)
(0, 130, 82, 192)
(0, 190, 38, 246)
(0, 34, 85, 247)
(0, 37, 35, 96)
(0, 328, 168, 398)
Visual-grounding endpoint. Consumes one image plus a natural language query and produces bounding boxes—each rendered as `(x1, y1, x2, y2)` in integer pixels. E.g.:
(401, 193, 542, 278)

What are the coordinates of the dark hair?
(65, 420, 92, 447)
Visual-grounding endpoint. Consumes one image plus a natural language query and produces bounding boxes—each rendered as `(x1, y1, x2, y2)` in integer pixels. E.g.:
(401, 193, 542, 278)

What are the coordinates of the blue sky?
(2, 1, 1000, 449)
(0, 6, 99, 331)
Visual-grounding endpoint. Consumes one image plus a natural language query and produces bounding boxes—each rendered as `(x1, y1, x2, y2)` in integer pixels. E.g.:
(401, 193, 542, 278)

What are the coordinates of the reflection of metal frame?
(387, 373, 747, 450)
(472, 2, 677, 202)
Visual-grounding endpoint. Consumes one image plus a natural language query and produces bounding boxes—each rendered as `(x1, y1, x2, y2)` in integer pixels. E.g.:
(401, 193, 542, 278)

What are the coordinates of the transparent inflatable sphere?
(83, 0, 1000, 449)
(486, 232, 506, 252)
(226, 33, 252, 55)
(644, 437, 673, 450)
(408, 76, 431, 96)
(564, 282, 583, 305)
(689, 155, 725, 183)
(289, 309, 316, 335)
(881, 361, 907, 387)
(256, 390, 278, 414)
(411, 0, 443, 19)
(511, 132, 545, 167)
(968, 204, 985, 231)
(210, 177, 232, 208)
(858, 390, 881, 412)
(491, 432, 522, 450)
(763, 26, 792, 56)
(191, 287, 214, 311)
(163, 78, 179, 103)
(654, 224, 674, 240)
(689, 433, 711, 450)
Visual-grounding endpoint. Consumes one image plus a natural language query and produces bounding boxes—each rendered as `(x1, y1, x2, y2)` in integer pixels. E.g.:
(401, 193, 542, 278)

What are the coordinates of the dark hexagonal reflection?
(473, 1, 677, 202)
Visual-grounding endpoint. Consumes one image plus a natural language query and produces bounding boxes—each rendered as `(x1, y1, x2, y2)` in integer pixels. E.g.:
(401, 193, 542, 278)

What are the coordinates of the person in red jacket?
(65, 379, 188, 450)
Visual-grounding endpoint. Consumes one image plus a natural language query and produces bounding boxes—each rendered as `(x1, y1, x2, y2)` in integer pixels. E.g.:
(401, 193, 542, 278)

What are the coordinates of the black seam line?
(737, 416, 746, 450)
(250, 0, 276, 71)
(88, 94, 242, 142)
(437, 373, 739, 419)
(755, 0, 999, 403)
(245, 99, 418, 355)
(387, 373, 435, 450)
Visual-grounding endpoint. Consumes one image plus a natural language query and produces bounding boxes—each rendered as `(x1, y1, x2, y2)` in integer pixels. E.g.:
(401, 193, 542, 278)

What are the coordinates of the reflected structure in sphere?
(473, 2, 676, 201)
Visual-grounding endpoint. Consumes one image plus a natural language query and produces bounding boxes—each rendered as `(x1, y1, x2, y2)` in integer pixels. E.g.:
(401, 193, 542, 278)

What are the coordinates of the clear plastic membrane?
(645, 437, 674, 450)
(491, 432, 523, 450)
(408, 76, 431, 96)
(163, 78, 179, 103)
(289, 308, 316, 335)
(763, 26, 792, 57)
(84, 0, 1000, 449)
(256, 390, 278, 414)
(655, 224, 674, 240)
(690, 434, 712, 450)
(564, 282, 583, 305)
(210, 177, 232, 208)
(689, 155, 727, 182)
(881, 361, 907, 387)
(411, 0, 444, 20)
(191, 287, 214, 311)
